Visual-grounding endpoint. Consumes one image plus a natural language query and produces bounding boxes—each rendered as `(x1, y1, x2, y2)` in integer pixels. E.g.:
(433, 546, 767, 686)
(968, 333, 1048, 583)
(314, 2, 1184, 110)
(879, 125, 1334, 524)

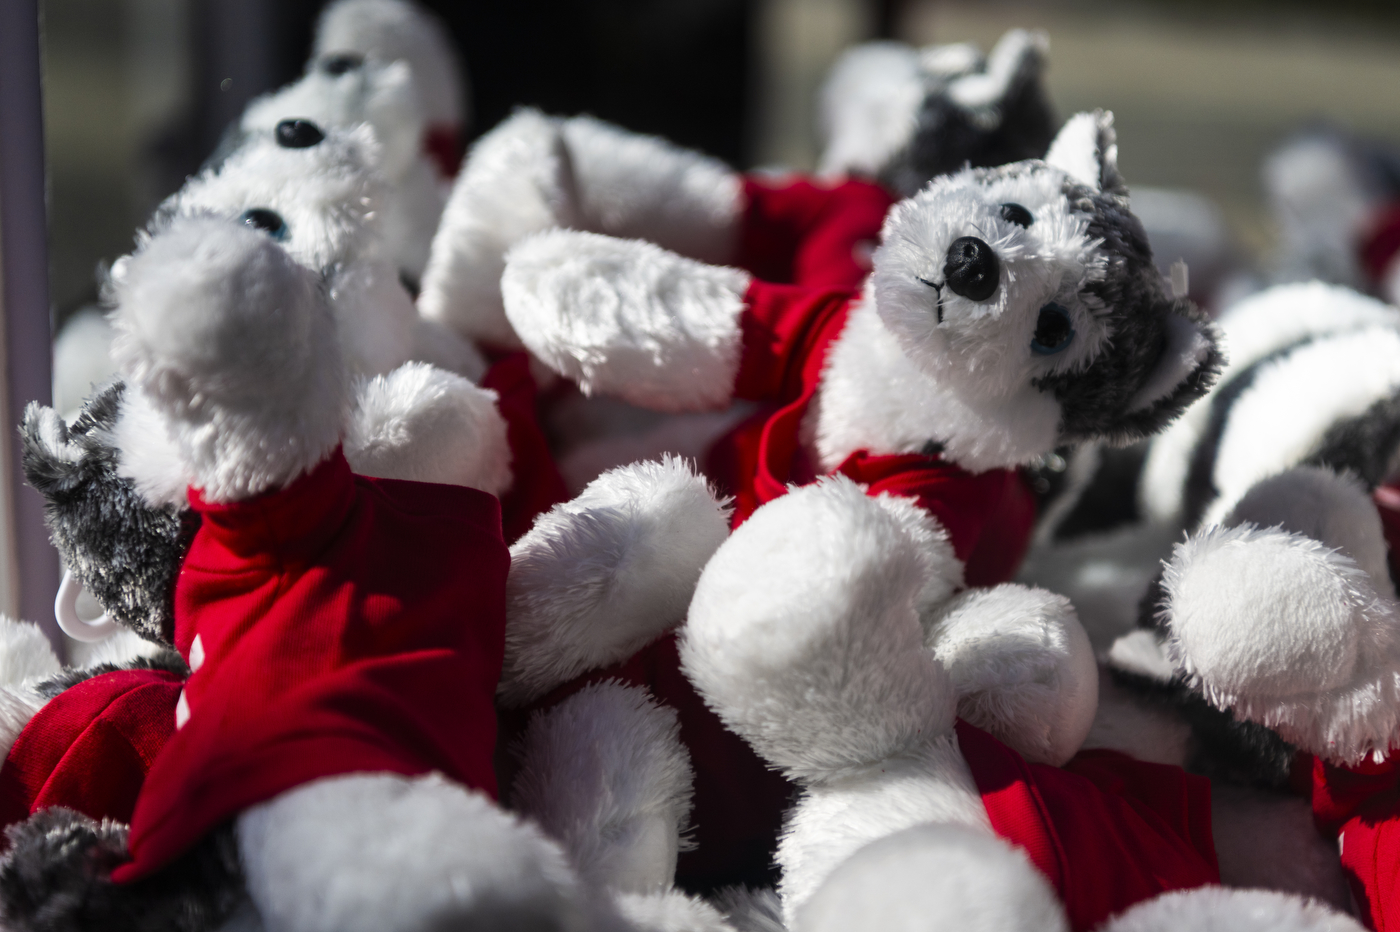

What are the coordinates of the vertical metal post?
(0, 0, 62, 645)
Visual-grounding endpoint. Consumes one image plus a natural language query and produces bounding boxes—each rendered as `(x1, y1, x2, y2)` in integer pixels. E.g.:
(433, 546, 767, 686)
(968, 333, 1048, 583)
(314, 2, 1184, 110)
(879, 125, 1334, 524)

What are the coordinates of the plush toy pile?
(8, 2, 1399, 929)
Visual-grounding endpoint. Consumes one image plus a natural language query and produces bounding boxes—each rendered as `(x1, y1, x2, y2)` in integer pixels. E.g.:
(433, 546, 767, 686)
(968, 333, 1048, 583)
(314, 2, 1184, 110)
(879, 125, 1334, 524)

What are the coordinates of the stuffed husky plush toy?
(233, 0, 467, 283)
(817, 28, 1056, 198)
(0, 212, 731, 932)
(478, 111, 1223, 890)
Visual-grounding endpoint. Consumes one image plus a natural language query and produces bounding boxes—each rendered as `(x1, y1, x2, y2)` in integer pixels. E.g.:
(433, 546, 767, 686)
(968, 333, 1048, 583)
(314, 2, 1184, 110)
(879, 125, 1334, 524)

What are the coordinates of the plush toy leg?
(237, 773, 592, 932)
(1162, 516, 1400, 764)
(557, 116, 741, 265)
(502, 230, 750, 413)
(926, 583, 1098, 766)
(681, 478, 989, 919)
(512, 682, 694, 894)
(499, 456, 730, 706)
(797, 824, 1067, 932)
(418, 108, 579, 349)
(1097, 887, 1366, 932)
(343, 361, 512, 496)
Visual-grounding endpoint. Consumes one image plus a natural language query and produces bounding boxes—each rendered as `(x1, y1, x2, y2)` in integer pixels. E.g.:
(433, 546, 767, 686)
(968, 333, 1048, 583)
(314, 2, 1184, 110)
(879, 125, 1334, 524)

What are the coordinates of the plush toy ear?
(1044, 110, 1127, 196)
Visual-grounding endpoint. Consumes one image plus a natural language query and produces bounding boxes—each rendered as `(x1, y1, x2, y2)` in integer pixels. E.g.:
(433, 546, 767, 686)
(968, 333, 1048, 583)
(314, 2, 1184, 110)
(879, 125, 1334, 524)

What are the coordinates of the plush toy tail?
(499, 456, 730, 707)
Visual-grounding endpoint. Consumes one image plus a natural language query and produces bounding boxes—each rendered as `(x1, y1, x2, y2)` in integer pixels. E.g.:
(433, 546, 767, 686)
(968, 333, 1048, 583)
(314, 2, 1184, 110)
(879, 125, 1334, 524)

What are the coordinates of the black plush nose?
(275, 119, 325, 149)
(942, 237, 1000, 302)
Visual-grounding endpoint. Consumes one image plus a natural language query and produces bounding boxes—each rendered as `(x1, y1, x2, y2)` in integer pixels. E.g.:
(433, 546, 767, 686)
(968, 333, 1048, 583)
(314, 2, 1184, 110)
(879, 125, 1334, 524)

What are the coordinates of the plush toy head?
(142, 121, 419, 378)
(872, 111, 1221, 461)
(820, 29, 1057, 197)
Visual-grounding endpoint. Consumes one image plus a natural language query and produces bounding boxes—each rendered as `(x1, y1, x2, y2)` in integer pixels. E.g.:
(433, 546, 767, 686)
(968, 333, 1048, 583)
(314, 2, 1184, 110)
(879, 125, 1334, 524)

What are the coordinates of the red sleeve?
(737, 176, 897, 291)
(734, 279, 852, 405)
(838, 452, 1038, 587)
(958, 721, 1218, 932)
(480, 352, 570, 543)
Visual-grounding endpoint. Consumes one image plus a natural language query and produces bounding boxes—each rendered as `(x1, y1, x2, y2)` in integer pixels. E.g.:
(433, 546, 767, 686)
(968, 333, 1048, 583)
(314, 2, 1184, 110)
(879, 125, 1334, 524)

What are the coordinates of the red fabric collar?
(956, 720, 1218, 931)
(114, 450, 510, 881)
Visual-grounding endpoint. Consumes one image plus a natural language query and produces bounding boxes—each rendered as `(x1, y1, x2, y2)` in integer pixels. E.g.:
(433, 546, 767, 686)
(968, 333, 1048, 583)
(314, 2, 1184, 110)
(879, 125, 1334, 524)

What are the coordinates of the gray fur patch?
(21, 384, 194, 647)
(34, 649, 189, 701)
(0, 809, 244, 932)
(1032, 181, 1223, 447)
(879, 51, 1056, 197)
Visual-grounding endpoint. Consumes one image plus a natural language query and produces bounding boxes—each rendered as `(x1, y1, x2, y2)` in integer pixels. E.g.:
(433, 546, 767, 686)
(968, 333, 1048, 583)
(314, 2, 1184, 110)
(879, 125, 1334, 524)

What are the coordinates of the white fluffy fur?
(1162, 522, 1400, 764)
(512, 682, 694, 894)
(560, 116, 742, 265)
(110, 216, 348, 503)
(1265, 134, 1375, 290)
(237, 772, 591, 932)
(1100, 887, 1365, 932)
(0, 616, 60, 688)
(796, 823, 1066, 932)
(1210, 783, 1351, 910)
(614, 890, 736, 932)
(343, 361, 512, 494)
(419, 108, 577, 348)
(408, 315, 487, 381)
(499, 457, 730, 707)
(162, 124, 422, 378)
(1139, 281, 1400, 525)
(1202, 326, 1400, 526)
(682, 477, 958, 783)
(52, 307, 118, 423)
(313, 0, 465, 131)
(502, 230, 750, 412)
(817, 42, 926, 179)
(810, 295, 1061, 474)
(110, 379, 195, 508)
(682, 478, 1027, 922)
(777, 741, 991, 922)
(927, 584, 1098, 766)
(1043, 110, 1118, 194)
(67, 626, 166, 670)
(1228, 467, 1394, 599)
(0, 686, 45, 770)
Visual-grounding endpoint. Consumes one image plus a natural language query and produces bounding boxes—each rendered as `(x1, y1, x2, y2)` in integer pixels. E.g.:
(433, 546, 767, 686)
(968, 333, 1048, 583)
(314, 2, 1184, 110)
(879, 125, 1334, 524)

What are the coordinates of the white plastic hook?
(55, 568, 119, 642)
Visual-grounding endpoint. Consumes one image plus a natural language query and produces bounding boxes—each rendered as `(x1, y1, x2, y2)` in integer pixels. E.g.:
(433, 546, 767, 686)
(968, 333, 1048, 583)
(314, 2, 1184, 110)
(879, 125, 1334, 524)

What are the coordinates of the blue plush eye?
(1031, 302, 1074, 355)
(240, 208, 288, 242)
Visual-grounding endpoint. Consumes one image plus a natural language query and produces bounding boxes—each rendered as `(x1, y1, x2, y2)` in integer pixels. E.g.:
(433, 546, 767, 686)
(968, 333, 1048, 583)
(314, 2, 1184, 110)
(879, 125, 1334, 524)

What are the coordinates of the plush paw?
(418, 108, 578, 348)
(1162, 521, 1400, 764)
(499, 456, 729, 706)
(928, 583, 1097, 766)
(1098, 887, 1364, 932)
(501, 229, 749, 413)
(344, 361, 511, 495)
(682, 476, 956, 783)
(238, 773, 590, 932)
(512, 682, 693, 895)
(797, 824, 1065, 932)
